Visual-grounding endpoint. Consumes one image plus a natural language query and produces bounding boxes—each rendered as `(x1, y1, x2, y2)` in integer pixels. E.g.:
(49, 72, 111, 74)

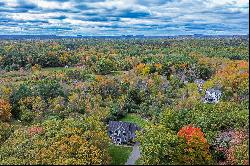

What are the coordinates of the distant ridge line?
(0, 34, 248, 40)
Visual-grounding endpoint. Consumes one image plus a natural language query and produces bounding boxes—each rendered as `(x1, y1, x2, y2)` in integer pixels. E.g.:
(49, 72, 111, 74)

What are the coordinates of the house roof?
(108, 121, 140, 132)
(206, 88, 222, 94)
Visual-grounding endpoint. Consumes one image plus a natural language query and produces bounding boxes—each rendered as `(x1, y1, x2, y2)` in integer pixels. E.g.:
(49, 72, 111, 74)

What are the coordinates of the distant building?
(108, 121, 140, 145)
(194, 79, 205, 93)
(193, 34, 204, 38)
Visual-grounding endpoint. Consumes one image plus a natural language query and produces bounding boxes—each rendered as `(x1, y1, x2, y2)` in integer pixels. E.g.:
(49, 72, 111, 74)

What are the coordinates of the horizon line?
(0, 34, 249, 36)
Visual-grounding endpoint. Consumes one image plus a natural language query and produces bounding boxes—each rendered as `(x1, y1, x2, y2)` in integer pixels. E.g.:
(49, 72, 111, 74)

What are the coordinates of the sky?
(0, 0, 249, 36)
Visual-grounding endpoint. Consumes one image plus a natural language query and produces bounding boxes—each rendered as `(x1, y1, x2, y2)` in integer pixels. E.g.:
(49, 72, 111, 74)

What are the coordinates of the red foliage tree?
(177, 125, 212, 165)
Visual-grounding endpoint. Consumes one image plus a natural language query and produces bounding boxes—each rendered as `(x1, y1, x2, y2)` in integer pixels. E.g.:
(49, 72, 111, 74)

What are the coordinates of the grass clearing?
(108, 144, 133, 165)
(120, 113, 150, 128)
(41, 67, 75, 72)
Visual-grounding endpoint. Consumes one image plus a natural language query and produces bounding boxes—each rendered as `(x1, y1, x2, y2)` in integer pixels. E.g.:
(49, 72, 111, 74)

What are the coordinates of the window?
(114, 130, 118, 135)
(116, 138, 122, 144)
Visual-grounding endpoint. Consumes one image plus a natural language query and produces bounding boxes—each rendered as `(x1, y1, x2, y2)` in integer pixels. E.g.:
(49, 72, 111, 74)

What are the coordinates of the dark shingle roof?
(108, 121, 140, 132)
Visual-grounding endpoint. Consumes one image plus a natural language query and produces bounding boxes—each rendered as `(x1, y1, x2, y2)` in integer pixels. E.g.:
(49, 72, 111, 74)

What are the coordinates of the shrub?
(160, 63, 173, 78)
(34, 79, 65, 101)
(24, 64, 32, 70)
(0, 99, 11, 121)
(0, 85, 13, 100)
(117, 57, 134, 71)
(10, 84, 32, 118)
(27, 126, 44, 137)
(137, 93, 166, 119)
(96, 58, 116, 75)
(31, 64, 41, 72)
(123, 88, 144, 113)
(135, 63, 146, 75)
(160, 108, 189, 131)
(65, 69, 88, 81)
(18, 96, 46, 123)
(211, 130, 249, 165)
(135, 63, 157, 76)
(137, 125, 179, 165)
(19, 108, 35, 123)
(214, 61, 249, 99)
(0, 122, 13, 144)
(142, 56, 161, 64)
(198, 64, 215, 80)
(67, 93, 85, 114)
(187, 102, 249, 133)
(161, 102, 248, 136)
(48, 96, 65, 112)
(96, 78, 121, 99)
(47, 96, 68, 118)
(8, 64, 20, 71)
(154, 63, 163, 73)
(142, 64, 151, 75)
(0, 118, 111, 165)
(230, 140, 249, 165)
(107, 97, 128, 121)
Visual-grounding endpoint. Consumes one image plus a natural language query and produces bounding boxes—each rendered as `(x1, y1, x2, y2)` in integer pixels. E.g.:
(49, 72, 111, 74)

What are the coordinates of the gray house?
(108, 121, 140, 145)
(203, 88, 222, 103)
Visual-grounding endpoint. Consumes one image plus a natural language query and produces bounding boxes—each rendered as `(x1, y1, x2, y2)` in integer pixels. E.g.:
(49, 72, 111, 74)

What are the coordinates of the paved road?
(125, 142, 140, 165)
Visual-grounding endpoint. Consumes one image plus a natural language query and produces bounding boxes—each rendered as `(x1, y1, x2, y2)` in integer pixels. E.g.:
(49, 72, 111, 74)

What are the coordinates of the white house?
(203, 88, 222, 104)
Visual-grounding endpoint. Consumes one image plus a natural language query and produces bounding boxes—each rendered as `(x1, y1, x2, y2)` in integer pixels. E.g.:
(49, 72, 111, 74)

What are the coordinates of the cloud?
(0, 0, 248, 35)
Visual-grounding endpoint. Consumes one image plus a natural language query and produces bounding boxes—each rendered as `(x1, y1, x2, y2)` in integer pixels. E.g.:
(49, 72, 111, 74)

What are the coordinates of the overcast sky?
(0, 0, 249, 35)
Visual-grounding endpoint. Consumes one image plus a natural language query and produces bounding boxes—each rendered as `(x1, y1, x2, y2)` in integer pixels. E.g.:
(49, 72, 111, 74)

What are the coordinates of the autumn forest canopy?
(0, 37, 249, 165)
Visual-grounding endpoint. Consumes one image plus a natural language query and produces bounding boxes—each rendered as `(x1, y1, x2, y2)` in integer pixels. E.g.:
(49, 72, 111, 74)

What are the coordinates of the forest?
(0, 37, 249, 165)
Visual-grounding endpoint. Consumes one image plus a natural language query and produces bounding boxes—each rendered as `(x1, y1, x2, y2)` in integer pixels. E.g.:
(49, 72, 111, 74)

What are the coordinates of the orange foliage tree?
(177, 125, 213, 165)
(215, 60, 249, 100)
(0, 99, 12, 121)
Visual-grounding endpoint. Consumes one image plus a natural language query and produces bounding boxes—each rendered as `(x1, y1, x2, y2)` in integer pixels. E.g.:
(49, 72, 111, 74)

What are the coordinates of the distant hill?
(0, 34, 248, 40)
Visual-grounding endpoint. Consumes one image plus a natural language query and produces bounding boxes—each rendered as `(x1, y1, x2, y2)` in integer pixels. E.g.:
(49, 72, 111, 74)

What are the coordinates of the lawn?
(108, 144, 133, 165)
(41, 67, 75, 72)
(120, 113, 150, 128)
